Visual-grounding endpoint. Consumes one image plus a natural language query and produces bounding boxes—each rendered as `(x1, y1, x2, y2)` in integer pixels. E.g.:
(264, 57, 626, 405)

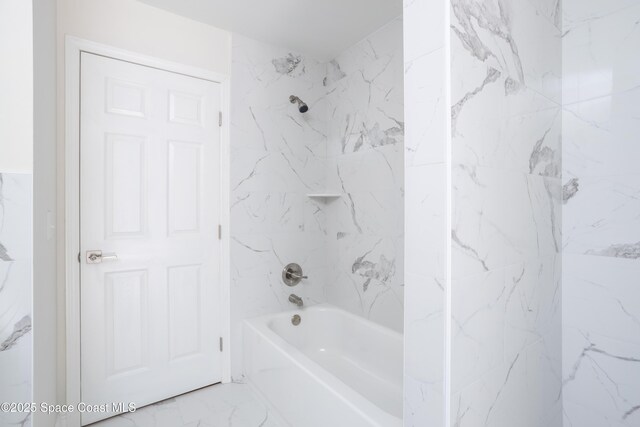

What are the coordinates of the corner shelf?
(307, 193, 342, 201)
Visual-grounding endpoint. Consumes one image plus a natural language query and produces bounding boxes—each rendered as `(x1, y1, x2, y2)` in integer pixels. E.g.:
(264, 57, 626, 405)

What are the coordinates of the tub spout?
(288, 294, 304, 307)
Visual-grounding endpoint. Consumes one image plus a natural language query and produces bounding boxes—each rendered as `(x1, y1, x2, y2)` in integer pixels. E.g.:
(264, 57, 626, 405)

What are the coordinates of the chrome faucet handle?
(282, 263, 307, 286)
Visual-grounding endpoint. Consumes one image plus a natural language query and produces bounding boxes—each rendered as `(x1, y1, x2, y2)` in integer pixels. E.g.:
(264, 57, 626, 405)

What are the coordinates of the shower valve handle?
(282, 263, 307, 286)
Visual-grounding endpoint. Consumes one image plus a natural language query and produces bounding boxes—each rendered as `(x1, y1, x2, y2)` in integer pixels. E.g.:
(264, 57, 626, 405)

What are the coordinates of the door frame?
(64, 36, 231, 427)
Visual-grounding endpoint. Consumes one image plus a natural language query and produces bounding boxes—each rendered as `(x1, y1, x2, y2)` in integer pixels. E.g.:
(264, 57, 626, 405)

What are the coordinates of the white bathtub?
(243, 304, 403, 427)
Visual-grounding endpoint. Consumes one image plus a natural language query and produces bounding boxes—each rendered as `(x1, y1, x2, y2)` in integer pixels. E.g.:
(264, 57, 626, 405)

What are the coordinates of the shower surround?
(323, 17, 404, 332)
(230, 18, 404, 378)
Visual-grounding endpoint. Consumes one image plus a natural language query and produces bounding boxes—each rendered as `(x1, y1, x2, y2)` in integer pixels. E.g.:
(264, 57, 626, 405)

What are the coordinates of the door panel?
(168, 141, 202, 234)
(167, 265, 202, 360)
(105, 133, 147, 237)
(80, 53, 222, 425)
(104, 269, 149, 376)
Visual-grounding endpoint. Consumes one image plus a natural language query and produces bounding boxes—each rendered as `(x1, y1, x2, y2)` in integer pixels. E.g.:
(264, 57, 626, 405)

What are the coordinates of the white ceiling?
(137, 0, 402, 60)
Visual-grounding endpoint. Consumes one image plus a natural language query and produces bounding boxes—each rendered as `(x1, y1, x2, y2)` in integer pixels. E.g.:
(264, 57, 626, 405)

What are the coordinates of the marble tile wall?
(230, 23, 404, 379)
(562, 1, 640, 425)
(402, 0, 448, 424)
(449, 0, 563, 425)
(0, 173, 33, 427)
(323, 17, 405, 332)
(230, 34, 330, 378)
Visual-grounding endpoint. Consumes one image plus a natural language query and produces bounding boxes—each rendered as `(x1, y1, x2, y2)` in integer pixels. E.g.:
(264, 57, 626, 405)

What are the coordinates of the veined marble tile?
(324, 96, 403, 157)
(325, 17, 403, 89)
(324, 19, 404, 159)
(563, 87, 640, 178)
(509, 106, 561, 178)
(229, 231, 327, 377)
(327, 190, 404, 237)
(404, 48, 447, 167)
(451, 267, 506, 393)
(303, 196, 329, 235)
(451, 164, 503, 278)
(230, 14, 404, 377)
(0, 262, 32, 348)
(564, 254, 640, 346)
(451, 59, 561, 174)
(404, 374, 444, 427)
(452, 165, 560, 279)
(325, 234, 403, 331)
(231, 37, 327, 156)
(561, 0, 640, 423)
(404, 164, 445, 415)
(453, 337, 562, 427)
(523, 337, 563, 427)
(0, 174, 32, 263)
(562, 0, 640, 32)
(507, 0, 563, 102)
(404, 272, 445, 384)
(404, 273, 445, 427)
(402, 2, 446, 423)
(403, 0, 445, 63)
(449, 0, 562, 420)
(504, 255, 561, 361)
(90, 383, 282, 427)
(451, 29, 562, 172)
(230, 101, 327, 155)
(562, 258, 639, 426)
(562, 174, 640, 257)
(0, 331, 32, 427)
(231, 191, 305, 234)
(451, 0, 562, 105)
(563, 328, 640, 427)
(230, 232, 327, 294)
(563, 4, 640, 105)
(404, 164, 446, 278)
(231, 148, 327, 193)
(0, 173, 32, 427)
(321, 18, 404, 333)
(525, 0, 562, 30)
(327, 145, 403, 193)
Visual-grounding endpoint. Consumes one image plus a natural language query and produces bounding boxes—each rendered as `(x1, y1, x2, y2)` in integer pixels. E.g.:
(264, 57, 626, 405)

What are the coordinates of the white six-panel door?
(80, 52, 222, 425)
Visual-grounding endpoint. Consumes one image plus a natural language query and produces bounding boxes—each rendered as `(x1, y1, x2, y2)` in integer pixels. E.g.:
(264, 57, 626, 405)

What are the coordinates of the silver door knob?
(86, 250, 118, 264)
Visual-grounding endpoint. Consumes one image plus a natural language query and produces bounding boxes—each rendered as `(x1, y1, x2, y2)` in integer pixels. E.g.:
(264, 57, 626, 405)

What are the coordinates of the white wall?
(57, 0, 231, 75)
(55, 0, 232, 402)
(0, 0, 33, 173)
(33, 0, 58, 425)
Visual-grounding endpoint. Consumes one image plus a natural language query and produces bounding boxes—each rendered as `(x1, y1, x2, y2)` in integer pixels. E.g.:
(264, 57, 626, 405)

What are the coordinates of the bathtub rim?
(243, 303, 403, 425)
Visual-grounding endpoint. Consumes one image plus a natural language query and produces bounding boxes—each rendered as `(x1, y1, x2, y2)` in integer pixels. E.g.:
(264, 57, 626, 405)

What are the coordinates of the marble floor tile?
(89, 383, 282, 427)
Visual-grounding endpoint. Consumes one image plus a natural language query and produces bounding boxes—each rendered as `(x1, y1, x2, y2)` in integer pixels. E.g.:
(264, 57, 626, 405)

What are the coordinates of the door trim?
(64, 36, 231, 427)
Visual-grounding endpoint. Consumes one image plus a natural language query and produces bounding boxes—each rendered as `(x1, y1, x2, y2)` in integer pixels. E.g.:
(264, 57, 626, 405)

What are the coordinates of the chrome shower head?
(289, 95, 309, 113)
